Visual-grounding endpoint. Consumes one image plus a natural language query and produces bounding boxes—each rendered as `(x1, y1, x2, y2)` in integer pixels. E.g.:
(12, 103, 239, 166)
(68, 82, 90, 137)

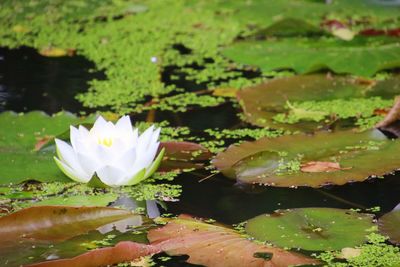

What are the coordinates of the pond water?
(0, 47, 104, 114)
(1, 48, 399, 266)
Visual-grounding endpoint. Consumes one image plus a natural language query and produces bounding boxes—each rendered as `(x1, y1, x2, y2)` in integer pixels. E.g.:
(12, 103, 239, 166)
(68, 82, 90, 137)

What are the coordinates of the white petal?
(138, 126, 155, 149)
(69, 126, 80, 151)
(78, 125, 90, 137)
(76, 152, 102, 177)
(135, 126, 155, 158)
(130, 128, 139, 147)
(142, 141, 160, 169)
(55, 139, 88, 176)
(144, 147, 164, 178)
(54, 157, 91, 183)
(150, 127, 161, 145)
(90, 115, 108, 134)
(117, 168, 146, 186)
(116, 116, 133, 136)
(96, 165, 127, 187)
(113, 147, 137, 170)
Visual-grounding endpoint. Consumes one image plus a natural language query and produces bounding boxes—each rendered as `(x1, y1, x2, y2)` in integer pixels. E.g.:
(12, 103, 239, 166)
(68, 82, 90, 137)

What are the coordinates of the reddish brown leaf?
(0, 206, 135, 245)
(376, 96, 400, 128)
(34, 135, 55, 151)
(148, 215, 318, 267)
(159, 141, 212, 171)
(301, 161, 351, 173)
(26, 241, 160, 267)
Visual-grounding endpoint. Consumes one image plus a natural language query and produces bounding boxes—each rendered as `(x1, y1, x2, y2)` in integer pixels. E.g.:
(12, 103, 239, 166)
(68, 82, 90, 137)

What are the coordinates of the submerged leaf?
(246, 208, 375, 251)
(148, 215, 318, 267)
(39, 47, 75, 57)
(212, 129, 400, 188)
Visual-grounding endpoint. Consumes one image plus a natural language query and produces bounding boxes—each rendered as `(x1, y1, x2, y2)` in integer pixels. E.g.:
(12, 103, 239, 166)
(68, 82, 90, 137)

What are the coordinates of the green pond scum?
(1, 0, 400, 266)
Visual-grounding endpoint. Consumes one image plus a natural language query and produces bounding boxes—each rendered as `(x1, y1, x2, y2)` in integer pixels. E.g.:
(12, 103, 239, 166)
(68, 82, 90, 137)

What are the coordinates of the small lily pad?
(378, 209, 400, 245)
(245, 208, 375, 251)
(236, 74, 400, 130)
(212, 129, 400, 188)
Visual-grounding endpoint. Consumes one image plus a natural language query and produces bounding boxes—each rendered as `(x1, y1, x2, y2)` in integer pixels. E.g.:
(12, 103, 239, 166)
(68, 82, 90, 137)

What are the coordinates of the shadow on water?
(168, 171, 400, 224)
(0, 46, 104, 114)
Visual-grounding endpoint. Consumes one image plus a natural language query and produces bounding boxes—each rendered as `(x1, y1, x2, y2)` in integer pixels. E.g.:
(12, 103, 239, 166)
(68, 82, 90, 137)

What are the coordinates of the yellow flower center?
(98, 137, 113, 147)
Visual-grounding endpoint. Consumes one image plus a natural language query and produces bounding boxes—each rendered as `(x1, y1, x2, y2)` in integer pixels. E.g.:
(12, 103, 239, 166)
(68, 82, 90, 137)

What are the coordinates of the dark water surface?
(0, 47, 104, 114)
(1, 46, 399, 222)
(1, 46, 399, 266)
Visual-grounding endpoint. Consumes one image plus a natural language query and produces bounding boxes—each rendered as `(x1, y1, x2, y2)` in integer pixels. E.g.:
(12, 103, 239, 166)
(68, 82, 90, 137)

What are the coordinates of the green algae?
(205, 127, 285, 141)
(0, 0, 247, 114)
(316, 233, 400, 267)
(273, 97, 392, 127)
(146, 93, 225, 112)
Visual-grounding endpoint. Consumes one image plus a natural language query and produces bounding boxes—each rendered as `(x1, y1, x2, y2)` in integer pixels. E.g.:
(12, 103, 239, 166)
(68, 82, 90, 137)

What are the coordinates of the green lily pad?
(378, 209, 400, 245)
(0, 111, 96, 184)
(218, 0, 400, 32)
(246, 208, 375, 251)
(212, 129, 400, 188)
(222, 37, 400, 77)
(236, 74, 400, 130)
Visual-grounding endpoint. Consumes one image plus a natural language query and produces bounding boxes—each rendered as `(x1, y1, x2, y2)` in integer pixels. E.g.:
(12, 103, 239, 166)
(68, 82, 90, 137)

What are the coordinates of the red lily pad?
(212, 129, 400, 188)
(158, 141, 212, 171)
(0, 206, 137, 246)
(148, 215, 318, 267)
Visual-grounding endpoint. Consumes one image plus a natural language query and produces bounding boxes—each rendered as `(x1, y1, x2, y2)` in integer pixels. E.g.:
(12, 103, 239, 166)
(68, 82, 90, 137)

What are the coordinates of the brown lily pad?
(26, 241, 159, 267)
(300, 161, 351, 173)
(148, 215, 318, 267)
(212, 129, 400, 188)
(158, 141, 212, 171)
(0, 206, 137, 246)
(237, 74, 400, 131)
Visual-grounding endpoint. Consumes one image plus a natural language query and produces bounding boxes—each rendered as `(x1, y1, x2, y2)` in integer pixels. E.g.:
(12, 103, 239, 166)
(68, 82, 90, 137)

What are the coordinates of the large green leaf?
(246, 208, 375, 251)
(148, 215, 318, 267)
(222, 37, 400, 76)
(236, 74, 400, 130)
(378, 209, 400, 245)
(212, 129, 400, 188)
(0, 111, 95, 184)
(217, 0, 400, 31)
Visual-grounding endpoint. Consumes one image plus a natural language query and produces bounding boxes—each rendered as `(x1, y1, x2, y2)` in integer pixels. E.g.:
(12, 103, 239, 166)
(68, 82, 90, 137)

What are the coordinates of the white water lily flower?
(54, 115, 164, 187)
